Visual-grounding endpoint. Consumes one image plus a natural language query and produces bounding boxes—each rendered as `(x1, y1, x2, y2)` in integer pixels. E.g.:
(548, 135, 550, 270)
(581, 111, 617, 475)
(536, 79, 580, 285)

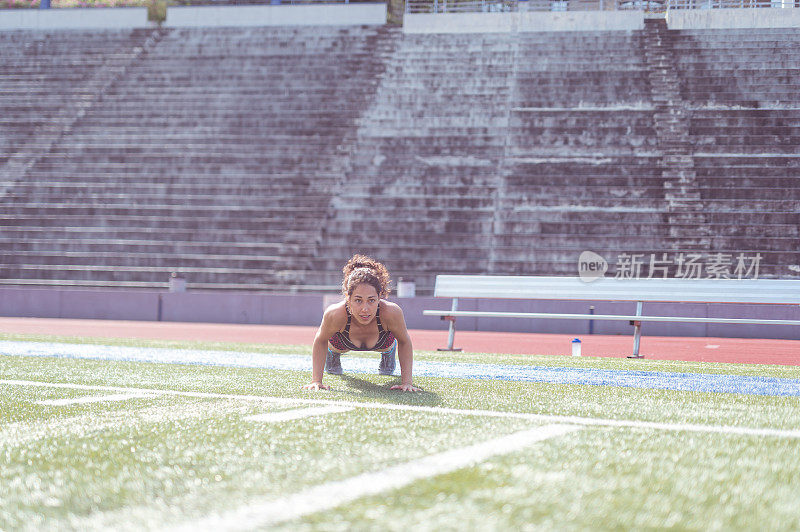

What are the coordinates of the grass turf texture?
(1, 336, 800, 530)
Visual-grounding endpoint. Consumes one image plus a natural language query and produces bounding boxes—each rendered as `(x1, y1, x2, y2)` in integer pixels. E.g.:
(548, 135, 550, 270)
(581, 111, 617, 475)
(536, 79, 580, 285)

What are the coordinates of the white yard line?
(0, 401, 250, 449)
(169, 423, 581, 531)
(3, 378, 800, 439)
(244, 405, 354, 423)
(35, 392, 153, 406)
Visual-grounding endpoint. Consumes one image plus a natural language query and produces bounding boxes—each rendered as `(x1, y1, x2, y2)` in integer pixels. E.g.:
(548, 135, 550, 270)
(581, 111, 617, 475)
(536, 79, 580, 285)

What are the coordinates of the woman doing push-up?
(302, 254, 421, 392)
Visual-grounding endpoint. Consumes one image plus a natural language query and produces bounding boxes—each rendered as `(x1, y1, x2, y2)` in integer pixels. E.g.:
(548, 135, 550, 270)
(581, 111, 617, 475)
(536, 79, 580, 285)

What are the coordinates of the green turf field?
(2, 335, 800, 531)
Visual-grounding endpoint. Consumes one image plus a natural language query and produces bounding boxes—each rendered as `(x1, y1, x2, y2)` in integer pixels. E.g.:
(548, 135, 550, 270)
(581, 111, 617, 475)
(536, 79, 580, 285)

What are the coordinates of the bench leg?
(628, 301, 644, 359)
(437, 298, 462, 352)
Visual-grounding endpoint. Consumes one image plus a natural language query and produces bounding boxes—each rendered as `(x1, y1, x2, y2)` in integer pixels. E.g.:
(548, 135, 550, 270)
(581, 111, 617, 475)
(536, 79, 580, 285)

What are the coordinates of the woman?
(302, 254, 421, 392)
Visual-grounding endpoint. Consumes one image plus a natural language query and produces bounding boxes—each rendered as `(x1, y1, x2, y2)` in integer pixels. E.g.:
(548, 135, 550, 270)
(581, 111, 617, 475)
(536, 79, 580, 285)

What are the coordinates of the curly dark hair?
(341, 254, 391, 298)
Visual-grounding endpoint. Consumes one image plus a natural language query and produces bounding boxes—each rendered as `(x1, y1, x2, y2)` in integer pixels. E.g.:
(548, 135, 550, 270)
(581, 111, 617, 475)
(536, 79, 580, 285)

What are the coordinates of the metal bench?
(422, 275, 800, 358)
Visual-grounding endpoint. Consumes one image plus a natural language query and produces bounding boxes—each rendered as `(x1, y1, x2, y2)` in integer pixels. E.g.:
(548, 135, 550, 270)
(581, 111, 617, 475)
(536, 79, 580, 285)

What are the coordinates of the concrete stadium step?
(1, 249, 286, 267)
(3, 193, 330, 208)
(336, 194, 495, 209)
(503, 206, 665, 221)
(0, 238, 300, 255)
(342, 171, 498, 187)
(28, 153, 346, 164)
(13, 169, 342, 181)
(4, 202, 329, 216)
(326, 218, 493, 234)
(503, 221, 667, 238)
(689, 115, 800, 126)
(505, 173, 664, 186)
(695, 184, 800, 200)
(44, 141, 348, 153)
(24, 163, 344, 177)
(499, 159, 663, 173)
(44, 119, 359, 130)
(677, 70, 800, 80)
(693, 170, 798, 181)
(329, 208, 496, 223)
(696, 210, 798, 224)
(0, 265, 294, 285)
(510, 125, 656, 135)
(503, 184, 665, 200)
(0, 214, 322, 232)
(691, 136, 800, 150)
(676, 57, 800, 66)
(690, 126, 800, 135)
(682, 87, 800, 97)
(693, 154, 800, 166)
(0, 226, 316, 244)
(501, 199, 667, 216)
(507, 147, 658, 157)
(81, 95, 384, 108)
(698, 198, 799, 213)
(357, 136, 507, 149)
(704, 223, 800, 238)
(509, 112, 655, 128)
(5, 180, 332, 194)
(510, 132, 657, 149)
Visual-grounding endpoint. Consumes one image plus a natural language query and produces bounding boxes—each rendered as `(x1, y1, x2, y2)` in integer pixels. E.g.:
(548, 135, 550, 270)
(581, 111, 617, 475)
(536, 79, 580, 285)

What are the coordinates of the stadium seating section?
(0, 22, 798, 291)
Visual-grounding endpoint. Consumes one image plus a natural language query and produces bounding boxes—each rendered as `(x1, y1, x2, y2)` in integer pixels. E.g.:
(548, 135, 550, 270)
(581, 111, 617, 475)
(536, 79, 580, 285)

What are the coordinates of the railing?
(404, 0, 663, 13)
(7, 0, 370, 10)
(405, 0, 518, 12)
(407, 0, 797, 12)
(172, 0, 373, 5)
(667, 0, 795, 7)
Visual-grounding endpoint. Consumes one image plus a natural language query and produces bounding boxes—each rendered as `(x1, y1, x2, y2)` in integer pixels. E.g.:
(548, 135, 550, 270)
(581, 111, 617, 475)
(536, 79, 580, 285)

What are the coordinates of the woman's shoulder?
(322, 300, 348, 325)
(379, 299, 405, 322)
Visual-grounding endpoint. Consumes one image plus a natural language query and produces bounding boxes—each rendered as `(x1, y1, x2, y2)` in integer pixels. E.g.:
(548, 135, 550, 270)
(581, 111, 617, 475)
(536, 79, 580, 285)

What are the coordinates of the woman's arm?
(383, 302, 421, 392)
(302, 305, 341, 391)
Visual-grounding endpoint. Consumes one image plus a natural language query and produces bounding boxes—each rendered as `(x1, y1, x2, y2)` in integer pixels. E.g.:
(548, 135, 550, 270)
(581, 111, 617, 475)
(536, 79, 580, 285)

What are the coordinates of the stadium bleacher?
(0, 21, 798, 292)
(673, 27, 800, 277)
(1, 25, 398, 289)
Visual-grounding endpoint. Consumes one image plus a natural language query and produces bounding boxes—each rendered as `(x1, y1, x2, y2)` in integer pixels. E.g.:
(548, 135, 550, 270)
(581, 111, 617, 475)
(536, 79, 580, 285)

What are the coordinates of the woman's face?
(348, 283, 380, 324)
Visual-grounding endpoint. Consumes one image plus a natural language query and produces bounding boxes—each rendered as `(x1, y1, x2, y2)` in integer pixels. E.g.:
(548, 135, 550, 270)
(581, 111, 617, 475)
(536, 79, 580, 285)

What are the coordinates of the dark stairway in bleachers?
(312, 33, 517, 286)
(313, 29, 667, 288)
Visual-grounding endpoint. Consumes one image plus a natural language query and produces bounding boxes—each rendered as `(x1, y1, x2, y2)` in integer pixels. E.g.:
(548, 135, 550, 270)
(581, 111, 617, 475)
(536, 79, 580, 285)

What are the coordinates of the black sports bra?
(328, 304, 396, 352)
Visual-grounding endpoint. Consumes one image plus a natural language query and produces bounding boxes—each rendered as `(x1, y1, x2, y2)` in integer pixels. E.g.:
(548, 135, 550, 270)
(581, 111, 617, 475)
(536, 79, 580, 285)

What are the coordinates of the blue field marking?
(2, 340, 800, 397)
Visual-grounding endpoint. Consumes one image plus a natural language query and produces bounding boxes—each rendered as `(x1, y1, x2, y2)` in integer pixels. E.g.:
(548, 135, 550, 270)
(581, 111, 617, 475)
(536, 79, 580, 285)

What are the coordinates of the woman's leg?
(378, 339, 397, 375)
(326, 345, 345, 375)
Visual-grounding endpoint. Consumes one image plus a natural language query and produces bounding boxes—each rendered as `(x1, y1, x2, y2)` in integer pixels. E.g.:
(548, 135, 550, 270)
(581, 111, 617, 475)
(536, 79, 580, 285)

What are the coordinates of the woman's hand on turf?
(302, 381, 330, 391)
(391, 382, 421, 392)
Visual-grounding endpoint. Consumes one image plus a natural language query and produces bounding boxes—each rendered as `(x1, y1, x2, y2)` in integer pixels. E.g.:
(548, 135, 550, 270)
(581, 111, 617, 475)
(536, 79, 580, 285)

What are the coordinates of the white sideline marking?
(35, 393, 152, 406)
(244, 405, 354, 423)
(170, 424, 581, 531)
(3, 379, 800, 439)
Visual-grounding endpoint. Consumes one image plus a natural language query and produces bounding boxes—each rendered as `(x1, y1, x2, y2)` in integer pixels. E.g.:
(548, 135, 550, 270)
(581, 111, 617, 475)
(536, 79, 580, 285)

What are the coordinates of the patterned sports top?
(328, 303, 396, 352)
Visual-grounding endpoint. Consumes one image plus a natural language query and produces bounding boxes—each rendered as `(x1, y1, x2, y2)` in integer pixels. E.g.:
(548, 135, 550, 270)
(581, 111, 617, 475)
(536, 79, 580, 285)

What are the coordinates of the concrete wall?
(403, 11, 644, 33)
(0, 7, 149, 30)
(403, 7, 800, 34)
(1, 287, 798, 339)
(165, 4, 387, 28)
(0, 4, 386, 31)
(667, 6, 800, 30)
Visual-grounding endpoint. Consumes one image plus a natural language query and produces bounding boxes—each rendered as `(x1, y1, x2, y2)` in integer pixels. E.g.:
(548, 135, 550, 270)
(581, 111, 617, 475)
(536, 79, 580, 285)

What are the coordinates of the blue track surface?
(2, 340, 799, 397)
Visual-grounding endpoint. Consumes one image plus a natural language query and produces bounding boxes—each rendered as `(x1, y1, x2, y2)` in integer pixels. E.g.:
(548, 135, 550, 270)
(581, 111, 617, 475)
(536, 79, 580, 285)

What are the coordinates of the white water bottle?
(571, 338, 582, 357)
